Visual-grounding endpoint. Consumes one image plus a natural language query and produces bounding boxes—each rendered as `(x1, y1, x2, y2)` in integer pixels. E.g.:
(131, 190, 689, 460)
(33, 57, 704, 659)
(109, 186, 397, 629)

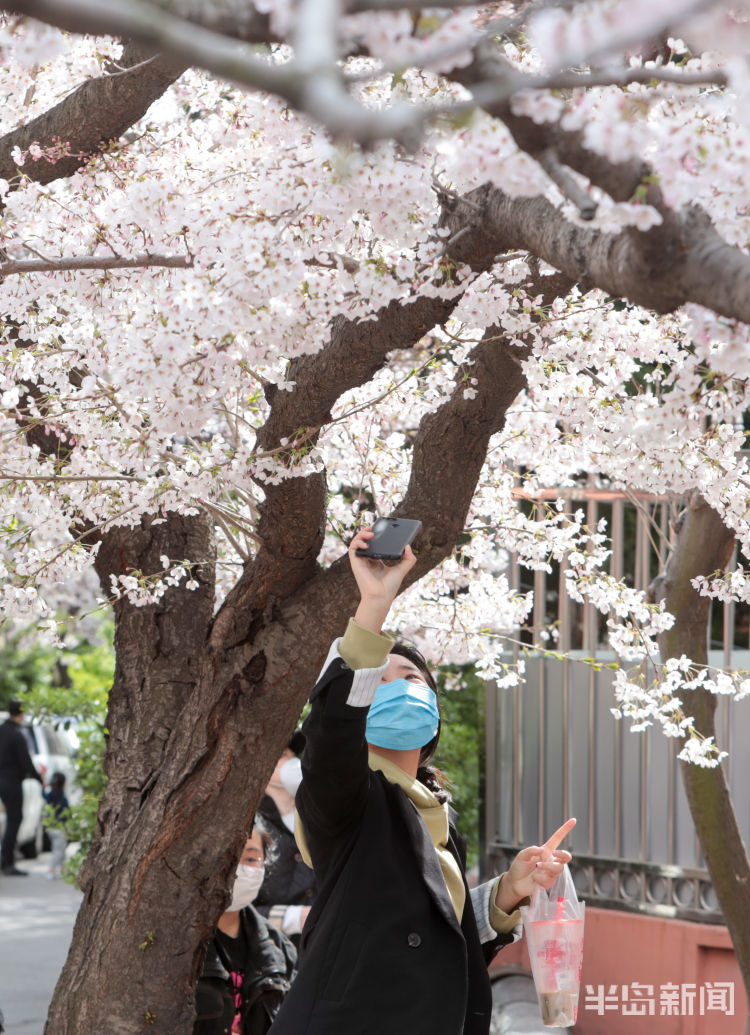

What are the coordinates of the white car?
(0, 713, 79, 859)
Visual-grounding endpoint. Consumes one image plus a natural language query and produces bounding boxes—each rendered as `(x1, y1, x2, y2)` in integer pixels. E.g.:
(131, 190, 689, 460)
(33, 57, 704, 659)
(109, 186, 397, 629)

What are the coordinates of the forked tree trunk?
(653, 492, 750, 1028)
(43, 510, 341, 1034)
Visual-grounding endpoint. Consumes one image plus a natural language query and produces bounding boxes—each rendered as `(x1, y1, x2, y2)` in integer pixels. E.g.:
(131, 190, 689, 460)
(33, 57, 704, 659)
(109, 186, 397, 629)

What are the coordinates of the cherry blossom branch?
(198, 498, 259, 555)
(449, 40, 723, 214)
(463, 62, 729, 122)
(10, 501, 144, 583)
(6, 0, 433, 146)
(0, 40, 184, 189)
(0, 252, 193, 279)
(243, 336, 449, 463)
(522, 65, 729, 91)
(211, 288, 467, 648)
(3, 0, 292, 91)
(388, 272, 574, 584)
(3, 0, 732, 152)
(291, 0, 373, 143)
(442, 181, 750, 325)
(534, 148, 598, 220)
(346, 0, 487, 9)
(0, 471, 141, 482)
(561, 0, 715, 69)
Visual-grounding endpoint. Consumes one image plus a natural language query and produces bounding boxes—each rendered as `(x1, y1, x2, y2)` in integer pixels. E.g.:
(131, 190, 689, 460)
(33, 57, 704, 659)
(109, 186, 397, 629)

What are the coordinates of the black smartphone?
(355, 517, 422, 560)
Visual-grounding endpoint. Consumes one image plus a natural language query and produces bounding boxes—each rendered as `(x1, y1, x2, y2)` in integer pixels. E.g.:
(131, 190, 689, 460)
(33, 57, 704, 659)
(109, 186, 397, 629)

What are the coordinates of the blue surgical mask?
(366, 678, 440, 751)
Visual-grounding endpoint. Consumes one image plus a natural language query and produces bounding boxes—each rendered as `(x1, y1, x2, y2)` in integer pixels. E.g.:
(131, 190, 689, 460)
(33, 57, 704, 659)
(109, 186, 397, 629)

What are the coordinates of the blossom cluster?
(611, 651, 750, 767)
(1, 4, 750, 765)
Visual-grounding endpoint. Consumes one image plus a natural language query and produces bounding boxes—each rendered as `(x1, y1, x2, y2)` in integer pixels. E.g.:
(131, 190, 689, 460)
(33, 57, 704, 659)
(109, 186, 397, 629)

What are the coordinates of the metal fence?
(485, 490, 750, 923)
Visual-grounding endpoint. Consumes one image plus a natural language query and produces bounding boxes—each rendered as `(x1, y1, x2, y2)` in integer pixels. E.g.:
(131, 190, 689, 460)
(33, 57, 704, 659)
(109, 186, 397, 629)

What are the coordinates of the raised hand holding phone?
(349, 526, 417, 635)
(355, 517, 422, 559)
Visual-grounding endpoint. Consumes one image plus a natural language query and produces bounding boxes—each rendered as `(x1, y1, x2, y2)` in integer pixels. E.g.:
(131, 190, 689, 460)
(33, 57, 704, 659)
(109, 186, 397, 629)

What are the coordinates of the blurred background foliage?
(433, 664, 486, 871)
(0, 621, 113, 880)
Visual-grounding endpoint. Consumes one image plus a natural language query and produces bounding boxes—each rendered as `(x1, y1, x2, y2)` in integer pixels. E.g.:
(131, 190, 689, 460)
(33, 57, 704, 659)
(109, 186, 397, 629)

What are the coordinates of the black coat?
(268, 654, 513, 1035)
(255, 795, 316, 917)
(194, 906, 296, 1035)
(0, 720, 42, 786)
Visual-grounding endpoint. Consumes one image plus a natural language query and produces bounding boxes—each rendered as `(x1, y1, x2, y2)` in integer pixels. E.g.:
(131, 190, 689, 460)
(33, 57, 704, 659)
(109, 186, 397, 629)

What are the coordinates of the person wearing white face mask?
(255, 733, 316, 946)
(194, 817, 297, 1035)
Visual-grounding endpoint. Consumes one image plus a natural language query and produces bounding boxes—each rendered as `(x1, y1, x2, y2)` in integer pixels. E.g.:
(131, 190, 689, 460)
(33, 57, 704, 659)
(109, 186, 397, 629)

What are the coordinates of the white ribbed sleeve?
(315, 636, 389, 708)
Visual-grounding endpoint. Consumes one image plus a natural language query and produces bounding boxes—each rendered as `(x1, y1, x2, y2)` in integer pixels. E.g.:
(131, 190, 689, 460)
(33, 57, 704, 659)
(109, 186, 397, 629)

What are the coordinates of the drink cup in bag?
(520, 864, 584, 1027)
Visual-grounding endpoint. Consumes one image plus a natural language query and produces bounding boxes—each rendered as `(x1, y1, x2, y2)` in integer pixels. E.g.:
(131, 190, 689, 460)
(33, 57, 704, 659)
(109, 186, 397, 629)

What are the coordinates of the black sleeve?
(267, 925, 298, 982)
(482, 930, 515, 965)
(295, 655, 372, 869)
(14, 729, 42, 782)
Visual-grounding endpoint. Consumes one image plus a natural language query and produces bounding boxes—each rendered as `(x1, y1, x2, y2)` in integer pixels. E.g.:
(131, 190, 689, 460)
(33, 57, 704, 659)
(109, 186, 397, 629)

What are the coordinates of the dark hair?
(287, 729, 306, 757)
(389, 641, 450, 804)
(50, 771, 66, 791)
(389, 641, 437, 694)
(249, 813, 278, 869)
(8, 700, 24, 717)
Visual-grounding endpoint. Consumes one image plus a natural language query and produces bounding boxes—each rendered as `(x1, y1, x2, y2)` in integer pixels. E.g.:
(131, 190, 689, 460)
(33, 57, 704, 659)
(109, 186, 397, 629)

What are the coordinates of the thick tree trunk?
(44, 509, 337, 1033)
(46, 511, 224, 1033)
(653, 492, 750, 1023)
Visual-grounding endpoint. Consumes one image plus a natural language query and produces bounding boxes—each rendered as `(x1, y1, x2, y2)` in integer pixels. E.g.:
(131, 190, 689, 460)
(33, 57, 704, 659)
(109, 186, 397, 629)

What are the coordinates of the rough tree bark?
(652, 492, 750, 1021)
(442, 182, 750, 323)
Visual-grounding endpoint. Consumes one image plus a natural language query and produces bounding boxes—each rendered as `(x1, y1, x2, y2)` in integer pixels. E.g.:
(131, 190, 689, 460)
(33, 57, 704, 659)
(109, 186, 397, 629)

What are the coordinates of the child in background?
(43, 771, 70, 879)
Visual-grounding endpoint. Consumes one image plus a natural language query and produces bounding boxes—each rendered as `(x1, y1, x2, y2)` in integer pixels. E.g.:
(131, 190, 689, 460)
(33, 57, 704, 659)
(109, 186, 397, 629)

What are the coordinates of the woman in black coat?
(268, 527, 574, 1035)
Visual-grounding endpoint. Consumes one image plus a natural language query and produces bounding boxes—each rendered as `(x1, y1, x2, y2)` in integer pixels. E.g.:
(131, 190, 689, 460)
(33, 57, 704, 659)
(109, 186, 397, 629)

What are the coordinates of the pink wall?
(490, 907, 746, 1034)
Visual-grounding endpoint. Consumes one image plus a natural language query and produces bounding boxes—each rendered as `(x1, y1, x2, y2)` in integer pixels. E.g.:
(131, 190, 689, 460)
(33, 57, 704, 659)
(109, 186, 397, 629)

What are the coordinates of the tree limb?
(0, 471, 141, 481)
(6, 0, 424, 146)
(4, 0, 294, 93)
(346, 0, 488, 8)
(451, 42, 665, 208)
(0, 40, 184, 188)
(3, 0, 731, 152)
(518, 65, 728, 91)
(534, 148, 598, 220)
(0, 252, 193, 279)
(652, 492, 750, 1013)
(442, 182, 750, 324)
(245, 269, 572, 697)
(397, 269, 572, 580)
(209, 290, 462, 652)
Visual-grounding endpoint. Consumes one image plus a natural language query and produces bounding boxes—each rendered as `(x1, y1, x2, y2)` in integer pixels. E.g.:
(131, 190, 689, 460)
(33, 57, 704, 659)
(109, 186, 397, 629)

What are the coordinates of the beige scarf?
(294, 751, 465, 922)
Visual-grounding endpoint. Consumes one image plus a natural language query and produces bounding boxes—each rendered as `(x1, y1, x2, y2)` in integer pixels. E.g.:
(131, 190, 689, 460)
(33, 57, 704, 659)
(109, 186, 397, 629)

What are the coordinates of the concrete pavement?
(0, 852, 82, 1034)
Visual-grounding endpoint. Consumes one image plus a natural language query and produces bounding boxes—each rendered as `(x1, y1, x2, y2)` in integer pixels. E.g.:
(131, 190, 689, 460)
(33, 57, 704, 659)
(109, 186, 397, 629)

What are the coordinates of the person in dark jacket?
(0, 700, 43, 876)
(195, 816, 297, 1035)
(43, 770, 71, 879)
(255, 732, 316, 946)
(268, 526, 574, 1035)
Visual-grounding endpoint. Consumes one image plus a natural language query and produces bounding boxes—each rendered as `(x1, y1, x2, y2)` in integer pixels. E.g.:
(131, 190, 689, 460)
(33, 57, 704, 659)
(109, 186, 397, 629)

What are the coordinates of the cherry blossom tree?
(1, 1, 750, 1031)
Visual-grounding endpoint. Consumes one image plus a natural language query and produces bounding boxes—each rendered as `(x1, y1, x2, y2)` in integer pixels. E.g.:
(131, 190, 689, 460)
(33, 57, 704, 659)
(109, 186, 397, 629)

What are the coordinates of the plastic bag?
(520, 865, 585, 1028)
